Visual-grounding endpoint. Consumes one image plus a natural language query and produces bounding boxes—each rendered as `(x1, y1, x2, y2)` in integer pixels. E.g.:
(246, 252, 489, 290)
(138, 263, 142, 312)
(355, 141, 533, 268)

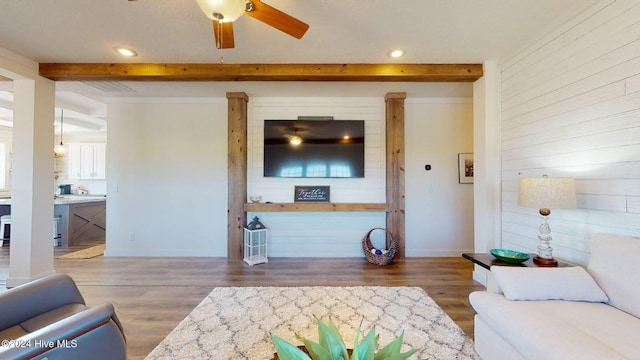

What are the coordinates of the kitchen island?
(0, 195, 106, 247)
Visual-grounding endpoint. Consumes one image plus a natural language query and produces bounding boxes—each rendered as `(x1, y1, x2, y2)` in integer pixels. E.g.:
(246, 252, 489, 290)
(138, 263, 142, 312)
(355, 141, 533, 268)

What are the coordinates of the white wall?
(499, 0, 640, 264)
(248, 98, 386, 203)
(471, 62, 503, 285)
(405, 99, 475, 256)
(247, 97, 387, 257)
(105, 99, 228, 256)
(102, 91, 474, 258)
(247, 96, 474, 257)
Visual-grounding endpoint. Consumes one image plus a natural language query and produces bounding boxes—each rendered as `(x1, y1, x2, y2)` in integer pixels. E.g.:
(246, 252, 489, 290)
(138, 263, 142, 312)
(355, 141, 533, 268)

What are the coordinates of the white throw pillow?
(491, 266, 609, 302)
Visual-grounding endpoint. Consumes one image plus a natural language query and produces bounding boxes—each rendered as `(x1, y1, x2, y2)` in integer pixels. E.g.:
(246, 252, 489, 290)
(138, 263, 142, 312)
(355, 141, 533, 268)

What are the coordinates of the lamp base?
(533, 255, 558, 267)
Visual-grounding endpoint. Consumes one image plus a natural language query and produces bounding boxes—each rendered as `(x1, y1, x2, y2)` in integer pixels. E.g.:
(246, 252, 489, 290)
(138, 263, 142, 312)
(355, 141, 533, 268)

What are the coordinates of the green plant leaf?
(397, 349, 418, 360)
(296, 334, 332, 360)
(273, 318, 419, 360)
(374, 331, 404, 360)
(317, 317, 349, 360)
(352, 321, 362, 360)
(271, 333, 312, 360)
(356, 326, 376, 360)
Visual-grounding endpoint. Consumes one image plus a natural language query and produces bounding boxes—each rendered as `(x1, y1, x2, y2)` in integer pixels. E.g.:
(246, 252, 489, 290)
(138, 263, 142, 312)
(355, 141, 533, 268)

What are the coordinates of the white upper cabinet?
(68, 143, 106, 180)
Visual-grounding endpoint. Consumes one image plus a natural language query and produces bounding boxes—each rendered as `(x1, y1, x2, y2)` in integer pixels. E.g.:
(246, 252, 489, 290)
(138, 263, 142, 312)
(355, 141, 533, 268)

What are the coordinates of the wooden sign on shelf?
(294, 186, 330, 202)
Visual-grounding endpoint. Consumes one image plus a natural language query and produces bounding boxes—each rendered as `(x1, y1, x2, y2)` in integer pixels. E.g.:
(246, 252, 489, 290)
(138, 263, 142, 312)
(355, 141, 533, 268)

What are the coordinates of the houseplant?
(270, 317, 420, 360)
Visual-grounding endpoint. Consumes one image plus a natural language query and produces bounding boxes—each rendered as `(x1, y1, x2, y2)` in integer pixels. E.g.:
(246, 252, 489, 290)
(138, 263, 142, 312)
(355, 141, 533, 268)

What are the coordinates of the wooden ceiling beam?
(38, 63, 483, 82)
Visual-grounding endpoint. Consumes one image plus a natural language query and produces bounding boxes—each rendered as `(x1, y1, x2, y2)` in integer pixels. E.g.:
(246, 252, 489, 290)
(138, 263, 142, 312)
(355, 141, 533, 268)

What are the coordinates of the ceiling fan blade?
(212, 20, 235, 49)
(245, 0, 309, 39)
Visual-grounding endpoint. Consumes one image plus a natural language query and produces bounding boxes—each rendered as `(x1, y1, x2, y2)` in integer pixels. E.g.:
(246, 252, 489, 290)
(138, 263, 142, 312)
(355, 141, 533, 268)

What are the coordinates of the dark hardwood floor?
(0, 242, 484, 359)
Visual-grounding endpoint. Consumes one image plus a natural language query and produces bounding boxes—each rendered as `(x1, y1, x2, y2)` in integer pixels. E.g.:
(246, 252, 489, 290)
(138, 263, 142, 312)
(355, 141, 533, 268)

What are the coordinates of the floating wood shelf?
(244, 203, 388, 212)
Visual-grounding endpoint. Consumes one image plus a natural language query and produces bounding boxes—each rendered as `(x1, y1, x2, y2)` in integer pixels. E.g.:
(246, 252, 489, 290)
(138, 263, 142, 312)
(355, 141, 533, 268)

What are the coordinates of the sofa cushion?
(20, 303, 87, 333)
(470, 291, 640, 359)
(491, 265, 608, 302)
(588, 233, 640, 318)
(0, 325, 28, 341)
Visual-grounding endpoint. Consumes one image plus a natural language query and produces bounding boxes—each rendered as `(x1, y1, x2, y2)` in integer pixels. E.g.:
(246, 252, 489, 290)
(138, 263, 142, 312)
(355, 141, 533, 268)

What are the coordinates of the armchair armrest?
(0, 274, 85, 330)
(0, 304, 126, 360)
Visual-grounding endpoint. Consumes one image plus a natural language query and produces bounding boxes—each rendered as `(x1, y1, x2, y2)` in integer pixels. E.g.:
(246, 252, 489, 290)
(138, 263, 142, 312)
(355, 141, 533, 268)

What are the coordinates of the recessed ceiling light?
(113, 46, 138, 57)
(389, 49, 405, 58)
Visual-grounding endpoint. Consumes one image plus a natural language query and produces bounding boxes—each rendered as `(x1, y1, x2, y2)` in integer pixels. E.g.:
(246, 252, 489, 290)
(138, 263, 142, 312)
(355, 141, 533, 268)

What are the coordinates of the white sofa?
(469, 233, 640, 360)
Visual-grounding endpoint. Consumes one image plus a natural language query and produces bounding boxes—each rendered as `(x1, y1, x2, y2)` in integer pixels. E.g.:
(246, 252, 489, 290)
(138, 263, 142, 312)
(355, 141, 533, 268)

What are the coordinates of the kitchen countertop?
(0, 195, 106, 205)
(0, 195, 106, 247)
(54, 195, 106, 204)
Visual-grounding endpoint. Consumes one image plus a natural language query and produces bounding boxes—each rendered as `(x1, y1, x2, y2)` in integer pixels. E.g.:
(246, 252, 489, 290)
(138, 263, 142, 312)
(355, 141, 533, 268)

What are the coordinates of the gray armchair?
(0, 274, 126, 360)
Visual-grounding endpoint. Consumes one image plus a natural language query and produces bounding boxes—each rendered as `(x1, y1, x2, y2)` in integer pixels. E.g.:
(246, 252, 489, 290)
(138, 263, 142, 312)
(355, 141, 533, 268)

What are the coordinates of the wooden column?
(385, 92, 406, 259)
(227, 92, 249, 260)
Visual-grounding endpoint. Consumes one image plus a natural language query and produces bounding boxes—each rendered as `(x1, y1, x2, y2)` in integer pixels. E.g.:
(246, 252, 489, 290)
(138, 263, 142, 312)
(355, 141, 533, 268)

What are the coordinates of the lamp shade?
(195, 0, 245, 22)
(54, 143, 66, 156)
(518, 176, 576, 209)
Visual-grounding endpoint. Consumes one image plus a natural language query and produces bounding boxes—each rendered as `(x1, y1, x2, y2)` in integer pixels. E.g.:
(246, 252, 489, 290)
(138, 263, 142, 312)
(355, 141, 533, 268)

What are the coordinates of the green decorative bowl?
(490, 249, 530, 264)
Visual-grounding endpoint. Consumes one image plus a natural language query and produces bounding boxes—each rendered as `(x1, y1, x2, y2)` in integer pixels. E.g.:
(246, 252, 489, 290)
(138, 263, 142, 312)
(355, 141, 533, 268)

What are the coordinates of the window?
(305, 163, 327, 177)
(0, 128, 12, 196)
(329, 164, 351, 178)
(279, 166, 303, 177)
(0, 143, 6, 189)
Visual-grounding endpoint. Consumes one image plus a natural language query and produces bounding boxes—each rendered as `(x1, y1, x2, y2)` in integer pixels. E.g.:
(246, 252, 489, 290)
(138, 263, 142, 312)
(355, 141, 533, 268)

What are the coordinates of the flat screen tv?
(263, 119, 365, 178)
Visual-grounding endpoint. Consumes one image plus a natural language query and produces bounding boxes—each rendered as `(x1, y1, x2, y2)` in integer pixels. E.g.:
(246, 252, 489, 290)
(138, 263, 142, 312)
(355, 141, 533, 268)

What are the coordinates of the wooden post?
(385, 92, 406, 259)
(227, 92, 249, 260)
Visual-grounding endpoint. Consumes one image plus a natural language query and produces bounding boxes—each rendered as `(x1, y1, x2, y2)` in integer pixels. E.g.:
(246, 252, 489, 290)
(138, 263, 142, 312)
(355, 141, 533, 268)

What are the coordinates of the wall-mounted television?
(263, 119, 365, 178)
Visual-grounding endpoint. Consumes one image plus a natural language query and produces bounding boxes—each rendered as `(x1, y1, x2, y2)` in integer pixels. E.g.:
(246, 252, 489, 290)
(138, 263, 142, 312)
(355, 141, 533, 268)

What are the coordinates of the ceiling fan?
(130, 0, 309, 49)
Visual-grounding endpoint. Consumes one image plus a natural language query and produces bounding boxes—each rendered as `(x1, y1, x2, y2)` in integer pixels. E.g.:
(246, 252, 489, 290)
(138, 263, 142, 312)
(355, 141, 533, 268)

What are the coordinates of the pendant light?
(54, 109, 66, 157)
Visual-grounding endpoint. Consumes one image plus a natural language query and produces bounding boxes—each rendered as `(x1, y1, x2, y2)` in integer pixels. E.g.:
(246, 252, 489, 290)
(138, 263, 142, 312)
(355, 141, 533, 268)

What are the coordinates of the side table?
(462, 253, 571, 270)
(462, 252, 572, 291)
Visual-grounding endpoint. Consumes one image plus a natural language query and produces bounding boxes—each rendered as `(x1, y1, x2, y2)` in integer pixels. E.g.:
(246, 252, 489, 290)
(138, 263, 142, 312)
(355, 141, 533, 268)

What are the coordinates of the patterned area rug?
(145, 286, 479, 360)
(56, 244, 105, 259)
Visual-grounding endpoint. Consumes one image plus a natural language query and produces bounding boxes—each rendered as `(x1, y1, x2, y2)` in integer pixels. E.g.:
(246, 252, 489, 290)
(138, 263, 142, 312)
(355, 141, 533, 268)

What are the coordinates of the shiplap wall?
(500, 0, 640, 264)
(247, 98, 387, 257)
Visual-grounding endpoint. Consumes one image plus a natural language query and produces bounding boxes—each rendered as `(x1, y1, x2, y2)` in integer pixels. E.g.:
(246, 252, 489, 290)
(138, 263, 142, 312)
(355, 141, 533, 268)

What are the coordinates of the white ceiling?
(0, 0, 599, 132)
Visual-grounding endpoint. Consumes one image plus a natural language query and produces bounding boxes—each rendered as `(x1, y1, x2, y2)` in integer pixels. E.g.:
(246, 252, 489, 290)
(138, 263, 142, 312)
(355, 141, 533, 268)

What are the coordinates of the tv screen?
(263, 119, 365, 178)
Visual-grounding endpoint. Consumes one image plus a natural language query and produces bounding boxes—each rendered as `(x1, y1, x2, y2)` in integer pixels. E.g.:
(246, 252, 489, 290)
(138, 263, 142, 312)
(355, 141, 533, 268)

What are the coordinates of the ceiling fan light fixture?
(289, 134, 303, 146)
(196, 0, 246, 22)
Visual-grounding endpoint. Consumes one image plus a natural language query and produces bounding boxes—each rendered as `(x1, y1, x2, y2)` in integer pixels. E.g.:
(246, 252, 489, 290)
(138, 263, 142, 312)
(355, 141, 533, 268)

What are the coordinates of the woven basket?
(362, 228, 398, 266)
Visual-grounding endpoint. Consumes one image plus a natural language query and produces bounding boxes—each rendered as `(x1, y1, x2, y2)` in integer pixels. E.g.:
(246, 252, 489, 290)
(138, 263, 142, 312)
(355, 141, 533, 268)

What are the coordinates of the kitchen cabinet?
(55, 199, 106, 247)
(68, 143, 106, 180)
(0, 197, 106, 247)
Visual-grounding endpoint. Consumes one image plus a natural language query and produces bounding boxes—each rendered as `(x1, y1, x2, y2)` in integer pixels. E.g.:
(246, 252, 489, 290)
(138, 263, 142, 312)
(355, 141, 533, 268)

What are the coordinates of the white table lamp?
(518, 175, 576, 266)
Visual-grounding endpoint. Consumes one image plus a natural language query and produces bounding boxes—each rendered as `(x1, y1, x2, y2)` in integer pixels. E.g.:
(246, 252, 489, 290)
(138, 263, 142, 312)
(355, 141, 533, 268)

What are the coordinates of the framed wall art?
(458, 153, 474, 184)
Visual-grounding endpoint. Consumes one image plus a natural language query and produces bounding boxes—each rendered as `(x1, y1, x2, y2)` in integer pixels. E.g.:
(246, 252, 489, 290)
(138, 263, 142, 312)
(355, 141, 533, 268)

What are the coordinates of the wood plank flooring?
(0, 242, 484, 360)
